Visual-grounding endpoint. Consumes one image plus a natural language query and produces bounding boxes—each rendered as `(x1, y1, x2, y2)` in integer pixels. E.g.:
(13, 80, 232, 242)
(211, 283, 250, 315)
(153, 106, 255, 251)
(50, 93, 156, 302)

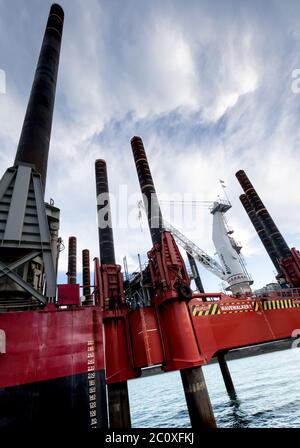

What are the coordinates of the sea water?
(128, 348, 300, 428)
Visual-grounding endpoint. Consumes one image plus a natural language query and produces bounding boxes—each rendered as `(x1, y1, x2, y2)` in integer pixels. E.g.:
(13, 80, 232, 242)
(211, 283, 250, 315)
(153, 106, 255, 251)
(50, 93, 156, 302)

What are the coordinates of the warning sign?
(219, 302, 253, 313)
(191, 300, 260, 317)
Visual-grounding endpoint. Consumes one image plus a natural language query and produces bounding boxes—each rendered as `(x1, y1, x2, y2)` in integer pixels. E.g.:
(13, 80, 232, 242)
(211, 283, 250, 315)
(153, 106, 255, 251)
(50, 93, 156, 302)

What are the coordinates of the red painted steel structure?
(94, 139, 300, 429)
(0, 298, 108, 429)
(0, 3, 108, 430)
(95, 231, 300, 385)
(94, 257, 140, 384)
(57, 283, 80, 306)
(281, 248, 300, 289)
(2, 0, 300, 429)
(0, 304, 105, 389)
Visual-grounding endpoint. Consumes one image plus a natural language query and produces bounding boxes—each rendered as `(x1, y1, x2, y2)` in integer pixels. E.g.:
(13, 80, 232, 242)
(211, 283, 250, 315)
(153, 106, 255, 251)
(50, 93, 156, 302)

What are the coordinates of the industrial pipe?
(239, 194, 282, 275)
(95, 159, 131, 429)
(187, 252, 205, 293)
(14, 4, 64, 191)
(131, 136, 216, 429)
(131, 137, 164, 245)
(95, 160, 116, 265)
(187, 255, 236, 396)
(217, 352, 237, 399)
(236, 170, 291, 260)
(67, 236, 77, 284)
(82, 249, 92, 304)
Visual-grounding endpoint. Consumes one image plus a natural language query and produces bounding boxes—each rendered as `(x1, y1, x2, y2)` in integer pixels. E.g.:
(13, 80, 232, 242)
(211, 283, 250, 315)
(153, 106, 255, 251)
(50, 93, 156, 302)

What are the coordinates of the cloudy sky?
(1, 0, 300, 291)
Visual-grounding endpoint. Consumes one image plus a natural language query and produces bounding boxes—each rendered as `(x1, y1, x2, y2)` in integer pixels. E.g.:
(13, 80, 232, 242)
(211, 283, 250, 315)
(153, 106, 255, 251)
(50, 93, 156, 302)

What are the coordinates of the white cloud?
(1, 0, 300, 291)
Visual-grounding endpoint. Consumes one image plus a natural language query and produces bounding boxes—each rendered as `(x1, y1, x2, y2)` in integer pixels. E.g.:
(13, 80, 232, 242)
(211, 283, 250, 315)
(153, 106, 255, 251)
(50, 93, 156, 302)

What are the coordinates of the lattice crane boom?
(137, 201, 226, 281)
(163, 220, 227, 281)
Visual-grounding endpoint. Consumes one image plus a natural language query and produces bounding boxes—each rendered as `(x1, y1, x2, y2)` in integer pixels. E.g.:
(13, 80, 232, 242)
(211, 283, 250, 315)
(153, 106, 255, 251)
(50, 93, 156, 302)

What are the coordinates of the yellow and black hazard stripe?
(191, 299, 300, 317)
(218, 301, 257, 314)
(224, 310, 251, 314)
(253, 301, 260, 311)
(192, 301, 260, 316)
(263, 299, 300, 311)
(192, 303, 221, 316)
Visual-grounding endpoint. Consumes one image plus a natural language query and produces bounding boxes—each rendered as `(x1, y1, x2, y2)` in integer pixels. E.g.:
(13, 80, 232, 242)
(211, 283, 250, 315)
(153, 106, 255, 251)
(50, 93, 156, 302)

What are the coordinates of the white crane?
(138, 198, 253, 294)
(210, 200, 252, 294)
(162, 219, 227, 281)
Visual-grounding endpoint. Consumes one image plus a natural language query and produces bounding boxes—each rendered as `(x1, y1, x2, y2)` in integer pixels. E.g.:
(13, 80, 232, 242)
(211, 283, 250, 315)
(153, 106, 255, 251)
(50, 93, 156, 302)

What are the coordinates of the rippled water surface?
(128, 349, 300, 428)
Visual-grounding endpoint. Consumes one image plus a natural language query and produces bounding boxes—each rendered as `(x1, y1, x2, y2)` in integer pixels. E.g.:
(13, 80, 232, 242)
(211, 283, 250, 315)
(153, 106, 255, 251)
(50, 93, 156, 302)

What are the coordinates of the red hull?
(0, 304, 105, 388)
(104, 291, 300, 382)
(189, 296, 300, 363)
